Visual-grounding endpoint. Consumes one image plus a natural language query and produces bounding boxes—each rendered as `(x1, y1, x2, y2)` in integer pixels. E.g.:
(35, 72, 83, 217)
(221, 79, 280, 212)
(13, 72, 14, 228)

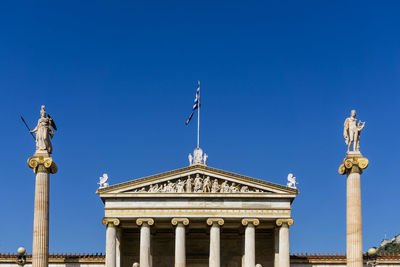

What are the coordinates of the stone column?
(207, 218, 224, 267)
(103, 218, 120, 267)
(339, 155, 369, 267)
(242, 219, 260, 267)
(172, 218, 189, 267)
(274, 227, 279, 267)
(276, 219, 294, 267)
(116, 229, 121, 267)
(136, 218, 155, 267)
(27, 155, 57, 267)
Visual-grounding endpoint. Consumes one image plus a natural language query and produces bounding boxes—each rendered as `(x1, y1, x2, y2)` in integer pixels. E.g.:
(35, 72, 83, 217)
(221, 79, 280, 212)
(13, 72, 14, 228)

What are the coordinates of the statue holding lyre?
(343, 110, 365, 153)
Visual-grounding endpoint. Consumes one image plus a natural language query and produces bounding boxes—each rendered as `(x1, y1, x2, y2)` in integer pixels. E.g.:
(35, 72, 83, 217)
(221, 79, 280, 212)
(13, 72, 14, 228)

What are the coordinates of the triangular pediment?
(97, 165, 298, 195)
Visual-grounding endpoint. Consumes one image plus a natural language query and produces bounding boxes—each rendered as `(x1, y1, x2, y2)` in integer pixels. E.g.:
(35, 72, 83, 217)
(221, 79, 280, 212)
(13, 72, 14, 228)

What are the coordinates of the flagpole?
(197, 80, 200, 148)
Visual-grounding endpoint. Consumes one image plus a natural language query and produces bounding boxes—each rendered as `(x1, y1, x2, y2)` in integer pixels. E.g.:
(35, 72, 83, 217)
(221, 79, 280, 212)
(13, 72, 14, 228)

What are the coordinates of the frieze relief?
(129, 174, 267, 193)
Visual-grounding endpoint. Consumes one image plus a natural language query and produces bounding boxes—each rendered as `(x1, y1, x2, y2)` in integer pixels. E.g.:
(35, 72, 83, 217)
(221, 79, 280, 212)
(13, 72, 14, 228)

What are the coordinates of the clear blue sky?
(0, 0, 399, 254)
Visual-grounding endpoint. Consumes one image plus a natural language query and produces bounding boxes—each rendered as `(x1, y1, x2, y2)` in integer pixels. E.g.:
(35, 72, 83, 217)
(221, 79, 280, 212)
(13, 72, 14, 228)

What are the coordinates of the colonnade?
(103, 217, 293, 267)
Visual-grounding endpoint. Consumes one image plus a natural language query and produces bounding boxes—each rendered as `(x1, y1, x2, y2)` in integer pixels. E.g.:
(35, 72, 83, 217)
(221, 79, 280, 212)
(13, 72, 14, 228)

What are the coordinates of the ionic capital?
(276, 218, 294, 227)
(171, 218, 189, 226)
(27, 155, 58, 174)
(206, 218, 224, 226)
(136, 218, 154, 226)
(338, 156, 369, 175)
(241, 218, 260, 227)
(102, 218, 120, 227)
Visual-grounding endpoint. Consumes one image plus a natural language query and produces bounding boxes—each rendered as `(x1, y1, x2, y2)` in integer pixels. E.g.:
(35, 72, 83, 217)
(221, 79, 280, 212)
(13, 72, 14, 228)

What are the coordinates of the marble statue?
(188, 153, 193, 165)
(194, 174, 203, 192)
(193, 148, 203, 164)
(176, 179, 185, 193)
(211, 179, 220, 193)
(203, 176, 211, 192)
(203, 153, 208, 165)
(30, 105, 55, 154)
(230, 182, 239, 192)
(344, 110, 365, 153)
(240, 186, 249, 192)
(186, 176, 193, 192)
(98, 173, 109, 189)
(287, 173, 297, 189)
(221, 181, 230, 193)
(132, 263, 139, 267)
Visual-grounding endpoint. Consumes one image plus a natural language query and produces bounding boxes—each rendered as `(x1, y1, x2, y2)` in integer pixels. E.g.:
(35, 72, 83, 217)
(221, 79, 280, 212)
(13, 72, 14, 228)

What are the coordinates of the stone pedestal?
(276, 219, 293, 267)
(137, 218, 154, 267)
(28, 155, 57, 267)
(172, 218, 189, 267)
(339, 154, 368, 267)
(207, 218, 224, 267)
(103, 218, 120, 267)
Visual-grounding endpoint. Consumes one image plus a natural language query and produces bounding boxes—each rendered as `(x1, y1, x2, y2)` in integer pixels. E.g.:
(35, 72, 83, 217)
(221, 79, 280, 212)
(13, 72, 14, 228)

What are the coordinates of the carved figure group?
(131, 174, 264, 193)
(188, 147, 208, 165)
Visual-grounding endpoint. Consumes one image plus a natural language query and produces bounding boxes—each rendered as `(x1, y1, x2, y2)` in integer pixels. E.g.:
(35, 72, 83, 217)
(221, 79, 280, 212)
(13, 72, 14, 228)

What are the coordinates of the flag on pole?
(185, 83, 200, 125)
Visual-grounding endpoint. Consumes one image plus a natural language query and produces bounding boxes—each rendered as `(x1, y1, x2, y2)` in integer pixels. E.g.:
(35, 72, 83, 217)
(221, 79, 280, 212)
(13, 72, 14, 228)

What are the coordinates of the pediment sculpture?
(129, 174, 266, 193)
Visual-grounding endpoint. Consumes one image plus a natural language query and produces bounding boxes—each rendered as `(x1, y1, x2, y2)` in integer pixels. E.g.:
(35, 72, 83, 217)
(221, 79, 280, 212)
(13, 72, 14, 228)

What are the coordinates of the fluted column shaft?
(175, 223, 186, 267)
(276, 219, 293, 267)
(339, 155, 368, 267)
(245, 224, 255, 267)
(242, 219, 259, 267)
(32, 167, 50, 267)
(278, 223, 289, 267)
(140, 223, 151, 267)
(207, 218, 224, 267)
(106, 223, 117, 267)
(172, 218, 189, 267)
(137, 218, 154, 267)
(347, 171, 362, 267)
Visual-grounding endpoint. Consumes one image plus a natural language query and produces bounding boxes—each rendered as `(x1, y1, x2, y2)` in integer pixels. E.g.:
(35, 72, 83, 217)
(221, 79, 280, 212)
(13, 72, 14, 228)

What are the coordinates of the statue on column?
(343, 110, 365, 153)
(30, 105, 57, 155)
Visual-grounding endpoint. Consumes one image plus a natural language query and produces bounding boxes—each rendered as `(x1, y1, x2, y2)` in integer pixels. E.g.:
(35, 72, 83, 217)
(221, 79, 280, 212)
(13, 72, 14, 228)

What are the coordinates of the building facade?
(97, 163, 298, 267)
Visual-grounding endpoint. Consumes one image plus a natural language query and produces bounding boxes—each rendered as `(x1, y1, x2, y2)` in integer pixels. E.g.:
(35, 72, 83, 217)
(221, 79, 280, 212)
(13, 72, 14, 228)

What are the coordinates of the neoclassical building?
(96, 150, 298, 267)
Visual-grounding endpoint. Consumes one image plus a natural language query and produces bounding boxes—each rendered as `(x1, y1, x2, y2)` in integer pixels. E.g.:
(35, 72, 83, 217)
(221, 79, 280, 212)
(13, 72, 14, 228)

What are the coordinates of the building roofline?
(96, 164, 299, 195)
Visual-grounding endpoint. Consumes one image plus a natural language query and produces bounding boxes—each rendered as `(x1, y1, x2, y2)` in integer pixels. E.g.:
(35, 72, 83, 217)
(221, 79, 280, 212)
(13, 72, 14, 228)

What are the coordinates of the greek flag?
(185, 84, 200, 125)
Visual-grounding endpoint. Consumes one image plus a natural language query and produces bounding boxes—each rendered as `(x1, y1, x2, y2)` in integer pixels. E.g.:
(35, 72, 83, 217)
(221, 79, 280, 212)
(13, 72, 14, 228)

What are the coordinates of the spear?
(20, 116, 35, 140)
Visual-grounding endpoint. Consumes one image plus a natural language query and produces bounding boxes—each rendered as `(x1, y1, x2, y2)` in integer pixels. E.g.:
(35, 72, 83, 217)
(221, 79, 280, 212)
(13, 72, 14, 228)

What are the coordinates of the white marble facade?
(97, 164, 298, 267)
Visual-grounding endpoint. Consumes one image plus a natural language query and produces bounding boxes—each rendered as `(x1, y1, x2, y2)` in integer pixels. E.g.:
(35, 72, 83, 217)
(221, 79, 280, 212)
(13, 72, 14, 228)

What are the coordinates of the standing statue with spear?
(21, 105, 57, 155)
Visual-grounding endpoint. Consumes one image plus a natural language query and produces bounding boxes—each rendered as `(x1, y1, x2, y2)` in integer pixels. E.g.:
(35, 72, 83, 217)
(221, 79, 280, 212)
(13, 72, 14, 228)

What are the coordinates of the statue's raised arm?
(30, 105, 56, 155)
(343, 110, 365, 154)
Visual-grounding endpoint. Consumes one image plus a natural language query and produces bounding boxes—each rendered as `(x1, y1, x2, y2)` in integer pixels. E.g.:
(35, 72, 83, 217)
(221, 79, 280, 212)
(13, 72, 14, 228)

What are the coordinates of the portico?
(97, 164, 298, 267)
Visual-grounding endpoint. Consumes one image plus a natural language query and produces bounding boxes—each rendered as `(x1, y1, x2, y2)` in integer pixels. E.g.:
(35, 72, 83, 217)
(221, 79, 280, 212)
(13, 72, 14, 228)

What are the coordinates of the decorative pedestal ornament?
(339, 110, 368, 267)
(27, 106, 57, 267)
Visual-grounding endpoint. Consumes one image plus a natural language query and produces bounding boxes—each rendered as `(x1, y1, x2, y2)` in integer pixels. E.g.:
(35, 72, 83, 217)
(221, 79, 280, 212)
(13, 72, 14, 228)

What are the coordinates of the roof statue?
(343, 110, 365, 154)
(287, 173, 298, 189)
(98, 173, 109, 189)
(30, 105, 57, 155)
(188, 147, 208, 165)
